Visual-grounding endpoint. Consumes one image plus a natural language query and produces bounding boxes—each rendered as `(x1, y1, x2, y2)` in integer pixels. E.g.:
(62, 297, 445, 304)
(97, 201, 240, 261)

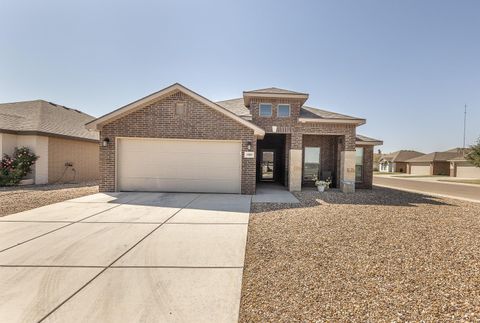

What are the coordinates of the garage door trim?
(114, 137, 243, 192)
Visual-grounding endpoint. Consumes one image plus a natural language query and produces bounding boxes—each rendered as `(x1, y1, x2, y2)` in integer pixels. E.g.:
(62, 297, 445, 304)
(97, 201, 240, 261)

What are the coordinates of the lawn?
(239, 187, 480, 322)
(0, 182, 98, 217)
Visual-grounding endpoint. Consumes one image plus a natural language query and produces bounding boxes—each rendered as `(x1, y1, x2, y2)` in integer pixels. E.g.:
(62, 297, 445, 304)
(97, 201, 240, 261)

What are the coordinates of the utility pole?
(463, 104, 467, 148)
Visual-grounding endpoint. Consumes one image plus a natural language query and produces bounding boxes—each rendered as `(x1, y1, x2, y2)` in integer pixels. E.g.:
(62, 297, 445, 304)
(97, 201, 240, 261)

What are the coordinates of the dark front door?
(261, 150, 275, 181)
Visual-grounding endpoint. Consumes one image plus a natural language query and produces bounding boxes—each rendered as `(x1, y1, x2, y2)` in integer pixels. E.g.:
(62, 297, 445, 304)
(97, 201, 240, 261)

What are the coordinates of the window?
(355, 147, 364, 182)
(277, 104, 290, 117)
(259, 103, 272, 117)
(303, 147, 321, 182)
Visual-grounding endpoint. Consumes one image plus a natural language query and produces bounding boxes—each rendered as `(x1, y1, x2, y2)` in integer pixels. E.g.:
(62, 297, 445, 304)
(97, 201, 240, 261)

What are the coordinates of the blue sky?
(1, 0, 479, 153)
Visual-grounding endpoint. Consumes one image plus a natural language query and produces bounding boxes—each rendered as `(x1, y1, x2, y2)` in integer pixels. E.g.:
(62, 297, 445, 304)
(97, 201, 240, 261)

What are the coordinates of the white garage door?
(117, 138, 242, 193)
(457, 165, 480, 178)
(410, 164, 430, 175)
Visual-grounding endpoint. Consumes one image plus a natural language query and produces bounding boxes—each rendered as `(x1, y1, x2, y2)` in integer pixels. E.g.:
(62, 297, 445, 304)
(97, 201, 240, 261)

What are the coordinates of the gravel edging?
(0, 182, 99, 217)
(239, 187, 480, 322)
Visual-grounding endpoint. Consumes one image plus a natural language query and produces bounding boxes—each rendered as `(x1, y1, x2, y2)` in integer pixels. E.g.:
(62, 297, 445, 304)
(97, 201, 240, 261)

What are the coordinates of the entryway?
(256, 134, 287, 186)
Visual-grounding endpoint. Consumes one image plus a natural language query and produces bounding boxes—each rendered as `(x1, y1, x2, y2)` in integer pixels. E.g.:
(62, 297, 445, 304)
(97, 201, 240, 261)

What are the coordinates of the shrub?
(0, 147, 39, 186)
(466, 138, 480, 168)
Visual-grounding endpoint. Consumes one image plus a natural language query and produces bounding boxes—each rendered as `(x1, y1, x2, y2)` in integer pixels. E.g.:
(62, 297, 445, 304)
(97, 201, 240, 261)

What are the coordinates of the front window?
(277, 104, 290, 117)
(303, 147, 321, 182)
(259, 103, 272, 117)
(355, 147, 364, 182)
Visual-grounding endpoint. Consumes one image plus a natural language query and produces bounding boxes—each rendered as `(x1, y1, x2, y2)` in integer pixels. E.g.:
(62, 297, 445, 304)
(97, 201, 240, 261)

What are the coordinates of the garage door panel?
(117, 138, 241, 193)
(457, 166, 480, 178)
(410, 165, 430, 175)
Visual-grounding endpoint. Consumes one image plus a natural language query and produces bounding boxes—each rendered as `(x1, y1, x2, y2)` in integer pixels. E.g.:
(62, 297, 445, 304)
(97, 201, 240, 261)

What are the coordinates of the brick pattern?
(356, 145, 373, 189)
(99, 91, 256, 194)
(302, 135, 339, 185)
(249, 98, 304, 133)
(432, 161, 450, 176)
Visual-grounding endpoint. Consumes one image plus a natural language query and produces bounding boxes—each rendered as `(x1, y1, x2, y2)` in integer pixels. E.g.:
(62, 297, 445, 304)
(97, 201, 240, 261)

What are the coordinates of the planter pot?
(317, 185, 325, 192)
(19, 179, 34, 186)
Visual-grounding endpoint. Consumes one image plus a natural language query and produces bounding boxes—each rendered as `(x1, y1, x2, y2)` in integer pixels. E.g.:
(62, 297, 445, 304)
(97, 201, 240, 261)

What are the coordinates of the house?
(449, 154, 480, 178)
(405, 148, 465, 176)
(0, 100, 99, 184)
(86, 83, 382, 194)
(378, 150, 424, 173)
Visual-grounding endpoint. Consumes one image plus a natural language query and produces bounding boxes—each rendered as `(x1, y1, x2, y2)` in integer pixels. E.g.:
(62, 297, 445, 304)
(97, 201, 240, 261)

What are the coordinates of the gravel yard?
(240, 187, 480, 322)
(0, 182, 98, 217)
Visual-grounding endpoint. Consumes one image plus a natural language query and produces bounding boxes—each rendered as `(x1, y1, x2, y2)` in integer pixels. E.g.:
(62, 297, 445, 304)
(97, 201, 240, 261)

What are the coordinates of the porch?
(255, 133, 356, 193)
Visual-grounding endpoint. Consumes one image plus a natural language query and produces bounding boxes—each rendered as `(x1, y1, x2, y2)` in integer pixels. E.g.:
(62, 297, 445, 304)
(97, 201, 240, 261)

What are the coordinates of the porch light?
(247, 141, 252, 150)
(102, 138, 110, 147)
(272, 126, 277, 133)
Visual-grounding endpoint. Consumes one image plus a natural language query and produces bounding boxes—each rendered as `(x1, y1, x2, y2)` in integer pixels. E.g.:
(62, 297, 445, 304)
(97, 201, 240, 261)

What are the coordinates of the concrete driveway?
(0, 192, 251, 323)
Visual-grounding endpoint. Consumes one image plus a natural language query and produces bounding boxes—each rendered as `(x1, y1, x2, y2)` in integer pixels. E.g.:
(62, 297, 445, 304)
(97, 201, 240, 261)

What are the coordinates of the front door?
(261, 150, 275, 181)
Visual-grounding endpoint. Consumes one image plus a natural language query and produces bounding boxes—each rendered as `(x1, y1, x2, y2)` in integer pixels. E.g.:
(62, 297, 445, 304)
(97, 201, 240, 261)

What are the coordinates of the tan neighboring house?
(449, 154, 480, 178)
(405, 148, 465, 176)
(0, 100, 99, 184)
(378, 150, 424, 173)
(86, 83, 382, 194)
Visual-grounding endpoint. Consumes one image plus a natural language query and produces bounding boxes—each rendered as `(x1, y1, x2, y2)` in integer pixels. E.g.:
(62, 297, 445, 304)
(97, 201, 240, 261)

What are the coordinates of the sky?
(0, 0, 479, 153)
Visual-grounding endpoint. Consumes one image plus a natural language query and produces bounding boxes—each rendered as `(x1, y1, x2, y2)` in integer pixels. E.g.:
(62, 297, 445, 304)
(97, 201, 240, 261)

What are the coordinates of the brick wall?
(249, 98, 304, 133)
(302, 135, 339, 186)
(99, 91, 256, 194)
(432, 161, 450, 176)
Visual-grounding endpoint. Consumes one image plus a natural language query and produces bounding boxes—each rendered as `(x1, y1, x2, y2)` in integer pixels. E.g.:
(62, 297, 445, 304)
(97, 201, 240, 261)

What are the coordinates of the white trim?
(259, 103, 273, 117)
(277, 104, 291, 117)
(86, 83, 265, 137)
(115, 137, 243, 193)
(299, 117, 366, 125)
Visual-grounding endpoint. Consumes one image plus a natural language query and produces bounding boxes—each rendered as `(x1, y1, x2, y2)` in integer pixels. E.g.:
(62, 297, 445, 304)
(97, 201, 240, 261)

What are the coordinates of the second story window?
(259, 103, 272, 117)
(277, 104, 291, 117)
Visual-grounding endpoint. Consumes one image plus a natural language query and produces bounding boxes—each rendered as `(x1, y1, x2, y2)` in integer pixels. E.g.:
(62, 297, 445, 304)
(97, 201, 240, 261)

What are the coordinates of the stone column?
(288, 149, 302, 191)
(339, 150, 356, 193)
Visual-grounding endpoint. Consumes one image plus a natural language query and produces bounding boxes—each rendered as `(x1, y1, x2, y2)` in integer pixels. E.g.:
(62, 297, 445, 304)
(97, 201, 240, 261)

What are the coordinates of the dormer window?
(277, 104, 291, 117)
(259, 103, 272, 117)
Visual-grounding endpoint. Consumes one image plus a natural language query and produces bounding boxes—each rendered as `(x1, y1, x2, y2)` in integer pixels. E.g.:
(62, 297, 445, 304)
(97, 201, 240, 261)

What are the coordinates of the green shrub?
(0, 147, 39, 186)
(466, 138, 480, 168)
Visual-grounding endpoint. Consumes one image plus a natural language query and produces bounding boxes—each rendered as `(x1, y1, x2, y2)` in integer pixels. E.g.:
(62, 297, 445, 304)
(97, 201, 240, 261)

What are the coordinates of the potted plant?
(312, 175, 331, 192)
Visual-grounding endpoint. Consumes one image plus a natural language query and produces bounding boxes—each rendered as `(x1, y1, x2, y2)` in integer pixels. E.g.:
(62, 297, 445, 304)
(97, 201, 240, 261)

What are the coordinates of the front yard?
(0, 182, 98, 217)
(240, 187, 480, 322)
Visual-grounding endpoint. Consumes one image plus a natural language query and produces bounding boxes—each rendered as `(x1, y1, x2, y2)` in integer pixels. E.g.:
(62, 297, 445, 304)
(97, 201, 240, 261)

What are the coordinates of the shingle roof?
(243, 87, 308, 96)
(0, 100, 99, 141)
(300, 106, 363, 121)
(215, 98, 251, 117)
(381, 150, 425, 162)
(406, 148, 464, 163)
(356, 134, 383, 145)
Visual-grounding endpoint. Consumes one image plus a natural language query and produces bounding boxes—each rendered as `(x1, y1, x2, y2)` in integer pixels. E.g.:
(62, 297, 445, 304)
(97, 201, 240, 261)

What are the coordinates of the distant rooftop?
(0, 100, 99, 141)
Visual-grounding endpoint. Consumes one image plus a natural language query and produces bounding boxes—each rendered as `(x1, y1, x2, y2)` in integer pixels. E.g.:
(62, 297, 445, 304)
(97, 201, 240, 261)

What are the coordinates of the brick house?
(86, 83, 382, 194)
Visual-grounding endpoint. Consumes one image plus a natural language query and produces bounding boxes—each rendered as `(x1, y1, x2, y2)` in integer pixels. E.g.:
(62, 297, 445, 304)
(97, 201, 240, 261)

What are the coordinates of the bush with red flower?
(0, 147, 39, 186)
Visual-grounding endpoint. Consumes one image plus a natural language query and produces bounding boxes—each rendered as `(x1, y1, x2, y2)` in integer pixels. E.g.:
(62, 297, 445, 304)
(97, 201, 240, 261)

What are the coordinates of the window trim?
(277, 104, 291, 117)
(259, 103, 272, 117)
(355, 147, 364, 183)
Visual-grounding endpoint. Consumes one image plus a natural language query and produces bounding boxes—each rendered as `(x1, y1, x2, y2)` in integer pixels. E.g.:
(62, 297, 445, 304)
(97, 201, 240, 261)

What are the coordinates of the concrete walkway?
(0, 192, 251, 323)
(252, 183, 299, 203)
(374, 176, 480, 203)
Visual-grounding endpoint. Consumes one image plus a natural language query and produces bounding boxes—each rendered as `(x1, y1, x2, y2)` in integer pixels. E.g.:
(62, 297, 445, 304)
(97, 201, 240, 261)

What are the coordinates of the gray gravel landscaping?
(0, 182, 98, 217)
(240, 187, 480, 322)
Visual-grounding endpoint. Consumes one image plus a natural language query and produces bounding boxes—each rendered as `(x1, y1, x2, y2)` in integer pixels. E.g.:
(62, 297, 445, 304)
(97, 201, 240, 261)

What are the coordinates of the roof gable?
(86, 83, 265, 137)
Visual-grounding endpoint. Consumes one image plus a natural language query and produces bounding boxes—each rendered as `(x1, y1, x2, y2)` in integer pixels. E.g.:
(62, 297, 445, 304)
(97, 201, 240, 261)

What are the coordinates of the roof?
(356, 134, 383, 146)
(86, 83, 265, 137)
(300, 106, 365, 123)
(380, 150, 424, 162)
(243, 87, 309, 96)
(243, 87, 309, 106)
(406, 148, 465, 163)
(215, 98, 251, 118)
(0, 100, 98, 141)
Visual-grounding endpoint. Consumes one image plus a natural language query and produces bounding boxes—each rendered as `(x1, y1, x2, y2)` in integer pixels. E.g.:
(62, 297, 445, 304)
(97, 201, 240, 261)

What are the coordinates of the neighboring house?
(378, 150, 424, 173)
(86, 83, 382, 194)
(0, 100, 99, 184)
(449, 154, 480, 178)
(405, 148, 465, 176)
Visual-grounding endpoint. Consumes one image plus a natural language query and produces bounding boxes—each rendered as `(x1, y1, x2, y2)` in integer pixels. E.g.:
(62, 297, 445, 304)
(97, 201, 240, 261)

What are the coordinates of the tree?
(466, 138, 480, 168)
